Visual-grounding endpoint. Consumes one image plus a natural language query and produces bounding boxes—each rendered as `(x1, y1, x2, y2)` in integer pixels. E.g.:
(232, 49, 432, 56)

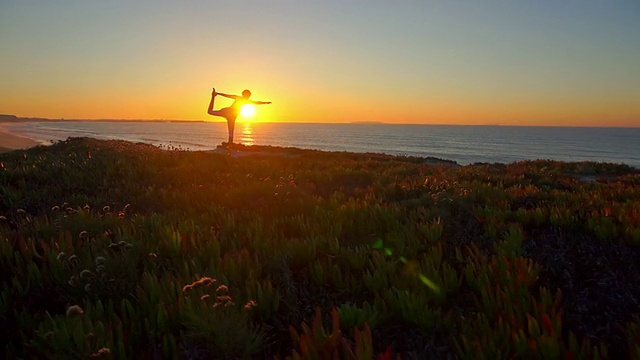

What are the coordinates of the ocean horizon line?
(1, 115, 639, 129)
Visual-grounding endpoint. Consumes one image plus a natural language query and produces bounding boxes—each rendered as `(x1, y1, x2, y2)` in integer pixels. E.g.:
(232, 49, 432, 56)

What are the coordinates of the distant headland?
(0, 114, 54, 122)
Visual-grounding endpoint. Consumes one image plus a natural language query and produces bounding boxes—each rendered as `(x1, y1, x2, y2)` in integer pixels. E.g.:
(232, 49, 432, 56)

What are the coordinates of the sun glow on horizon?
(240, 104, 256, 118)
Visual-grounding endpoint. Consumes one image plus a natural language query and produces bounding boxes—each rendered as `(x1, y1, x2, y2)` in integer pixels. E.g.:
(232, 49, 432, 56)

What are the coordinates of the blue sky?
(1, 1, 638, 125)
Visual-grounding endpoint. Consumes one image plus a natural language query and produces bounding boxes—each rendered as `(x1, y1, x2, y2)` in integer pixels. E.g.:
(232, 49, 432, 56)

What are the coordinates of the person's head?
(242, 89, 252, 98)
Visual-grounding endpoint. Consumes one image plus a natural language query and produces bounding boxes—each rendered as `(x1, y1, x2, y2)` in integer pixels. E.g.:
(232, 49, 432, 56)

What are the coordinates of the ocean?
(2, 120, 639, 168)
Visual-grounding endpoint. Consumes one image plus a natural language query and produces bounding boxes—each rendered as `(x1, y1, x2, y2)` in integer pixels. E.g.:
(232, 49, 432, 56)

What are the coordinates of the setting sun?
(240, 104, 255, 118)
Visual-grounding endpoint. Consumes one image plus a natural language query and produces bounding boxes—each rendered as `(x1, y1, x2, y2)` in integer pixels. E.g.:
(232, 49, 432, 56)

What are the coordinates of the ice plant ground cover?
(1, 137, 639, 359)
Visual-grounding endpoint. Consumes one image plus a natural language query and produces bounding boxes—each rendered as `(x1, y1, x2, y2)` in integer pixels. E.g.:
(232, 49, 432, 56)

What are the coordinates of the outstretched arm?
(250, 100, 272, 105)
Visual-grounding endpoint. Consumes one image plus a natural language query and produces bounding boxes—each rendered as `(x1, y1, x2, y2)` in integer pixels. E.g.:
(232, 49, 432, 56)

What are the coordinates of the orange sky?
(1, 2, 638, 127)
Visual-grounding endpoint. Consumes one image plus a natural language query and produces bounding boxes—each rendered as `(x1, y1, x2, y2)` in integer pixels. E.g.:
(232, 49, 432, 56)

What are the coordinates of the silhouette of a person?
(207, 88, 271, 145)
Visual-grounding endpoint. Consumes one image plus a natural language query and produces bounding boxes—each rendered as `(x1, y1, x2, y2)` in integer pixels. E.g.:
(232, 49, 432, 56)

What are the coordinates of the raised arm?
(217, 92, 240, 100)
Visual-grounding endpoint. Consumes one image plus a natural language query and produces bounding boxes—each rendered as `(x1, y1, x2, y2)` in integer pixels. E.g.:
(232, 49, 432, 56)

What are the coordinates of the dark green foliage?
(1, 137, 640, 358)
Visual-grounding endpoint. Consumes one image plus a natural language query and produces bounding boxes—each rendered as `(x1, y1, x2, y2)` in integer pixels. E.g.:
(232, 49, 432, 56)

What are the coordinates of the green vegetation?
(1, 137, 640, 359)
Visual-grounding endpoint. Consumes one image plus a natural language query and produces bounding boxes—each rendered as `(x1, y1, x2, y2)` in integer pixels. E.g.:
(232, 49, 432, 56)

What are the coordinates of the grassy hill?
(1, 138, 639, 359)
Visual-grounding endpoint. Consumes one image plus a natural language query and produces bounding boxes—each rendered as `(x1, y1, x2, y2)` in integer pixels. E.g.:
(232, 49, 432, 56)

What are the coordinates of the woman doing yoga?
(207, 88, 271, 144)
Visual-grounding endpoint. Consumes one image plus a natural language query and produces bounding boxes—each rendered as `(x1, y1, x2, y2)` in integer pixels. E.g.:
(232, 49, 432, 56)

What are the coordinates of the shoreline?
(0, 130, 40, 153)
(1, 131, 638, 169)
(0, 120, 637, 169)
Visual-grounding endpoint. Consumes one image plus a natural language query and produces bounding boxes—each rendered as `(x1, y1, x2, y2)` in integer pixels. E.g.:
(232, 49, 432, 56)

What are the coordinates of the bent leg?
(207, 91, 217, 116)
(209, 109, 225, 117)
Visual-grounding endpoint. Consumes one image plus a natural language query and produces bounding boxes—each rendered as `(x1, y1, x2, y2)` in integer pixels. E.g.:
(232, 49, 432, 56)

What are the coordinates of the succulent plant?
(1, 138, 639, 358)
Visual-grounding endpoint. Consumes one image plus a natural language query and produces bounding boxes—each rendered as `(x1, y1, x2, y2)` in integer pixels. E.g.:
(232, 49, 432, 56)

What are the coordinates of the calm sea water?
(2, 121, 639, 168)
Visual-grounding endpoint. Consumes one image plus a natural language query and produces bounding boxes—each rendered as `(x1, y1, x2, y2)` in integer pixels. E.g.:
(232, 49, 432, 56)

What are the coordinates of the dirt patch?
(423, 158, 461, 168)
(575, 175, 619, 183)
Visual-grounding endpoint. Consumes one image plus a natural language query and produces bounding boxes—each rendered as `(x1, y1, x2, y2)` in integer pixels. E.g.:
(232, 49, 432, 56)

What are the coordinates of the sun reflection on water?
(241, 123, 254, 146)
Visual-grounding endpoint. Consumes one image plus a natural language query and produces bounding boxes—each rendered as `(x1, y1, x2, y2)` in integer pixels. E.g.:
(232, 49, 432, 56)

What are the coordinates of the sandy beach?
(0, 130, 39, 153)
